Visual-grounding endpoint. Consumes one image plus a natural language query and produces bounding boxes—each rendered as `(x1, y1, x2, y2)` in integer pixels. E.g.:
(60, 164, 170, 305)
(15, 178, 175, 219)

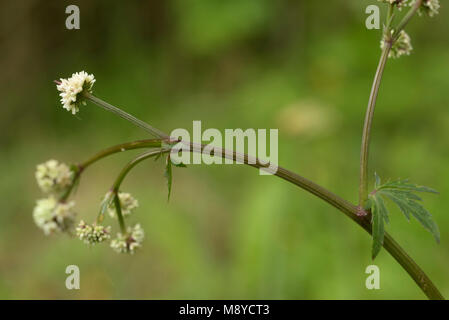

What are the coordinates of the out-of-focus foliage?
(0, 0, 448, 299)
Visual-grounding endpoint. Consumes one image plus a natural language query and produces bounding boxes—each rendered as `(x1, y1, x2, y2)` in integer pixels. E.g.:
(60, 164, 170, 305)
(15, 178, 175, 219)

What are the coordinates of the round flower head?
(56, 71, 96, 114)
(76, 220, 111, 245)
(35, 159, 74, 194)
(110, 224, 144, 254)
(381, 30, 413, 59)
(411, 0, 439, 17)
(33, 197, 77, 235)
(108, 192, 139, 218)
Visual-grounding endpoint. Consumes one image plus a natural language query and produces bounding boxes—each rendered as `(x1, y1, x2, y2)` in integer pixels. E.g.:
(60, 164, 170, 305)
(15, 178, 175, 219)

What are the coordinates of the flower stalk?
(359, 1, 422, 206)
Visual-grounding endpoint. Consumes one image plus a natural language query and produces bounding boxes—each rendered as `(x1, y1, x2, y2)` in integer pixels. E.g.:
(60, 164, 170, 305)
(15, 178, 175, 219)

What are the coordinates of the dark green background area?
(0, 1, 448, 299)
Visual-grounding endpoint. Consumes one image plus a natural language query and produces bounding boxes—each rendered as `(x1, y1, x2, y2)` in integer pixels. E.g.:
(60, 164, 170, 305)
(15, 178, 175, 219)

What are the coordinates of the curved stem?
(103, 140, 443, 299)
(80, 139, 162, 169)
(359, 43, 391, 206)
(81, 93, 444, 299)
(359, 1, 422, 206)
(60, 139, 163, 202)
(110, 149, 168, 192)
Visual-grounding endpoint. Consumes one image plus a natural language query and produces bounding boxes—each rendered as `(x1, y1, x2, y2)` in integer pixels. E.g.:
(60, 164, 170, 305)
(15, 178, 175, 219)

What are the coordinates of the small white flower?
(56, 71, 96, 114)
(76, 220, 111, 245)
(411, 0, 440, 17)
(381, 30, 413, 59)
(110, 224, 144, 254)
(35, 159, 74, 194)
(33, 197, 77, 235)
(107, 192, 139, 218)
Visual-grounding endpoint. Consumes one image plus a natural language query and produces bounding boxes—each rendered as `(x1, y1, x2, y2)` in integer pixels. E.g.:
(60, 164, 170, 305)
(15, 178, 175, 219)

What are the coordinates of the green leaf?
(380, 189, 440, 243)
(370, 193, 387, 260)
(164, 155, 173, 201)
(370, 174, 440, 245)
(379, 179, 439, 194)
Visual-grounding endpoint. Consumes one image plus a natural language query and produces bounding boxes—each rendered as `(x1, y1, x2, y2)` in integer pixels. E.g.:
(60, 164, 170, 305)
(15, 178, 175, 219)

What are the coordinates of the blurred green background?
(0, 0, 448, 299)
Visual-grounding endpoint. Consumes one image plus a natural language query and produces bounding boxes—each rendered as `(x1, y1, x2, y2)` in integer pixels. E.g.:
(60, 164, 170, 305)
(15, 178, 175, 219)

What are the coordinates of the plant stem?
(92, 139, 443, 299)
(110, 149, 168, 193)
(83, 92, 170, 140)
(113, 194, 126, 234)
(393, 0, 423, 40)
(359, 42, 391, 206)
(359, 1, 422, 207)
(82, 93, 444, 299)
(80, 139, 162, 169)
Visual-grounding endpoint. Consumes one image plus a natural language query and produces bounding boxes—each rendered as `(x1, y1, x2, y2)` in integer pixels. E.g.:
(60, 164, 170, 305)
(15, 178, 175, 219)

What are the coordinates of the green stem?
(77, 91, 444, 299)
(393, 0, 423, 40)
(110, 149, 168, 193)
(105, 140, 444, 299)
(80, 139, 162, 169)
(83, 92, 169, 140)
(113, 194, 126, 234)
(60, 139, 163, 202)
(359, 0, 422, 207)
(359, 42, 391, 206)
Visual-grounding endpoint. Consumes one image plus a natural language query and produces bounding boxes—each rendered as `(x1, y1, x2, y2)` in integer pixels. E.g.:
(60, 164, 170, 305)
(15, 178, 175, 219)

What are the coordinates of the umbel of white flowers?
(76, 220, 111, 245)
(33, 196, 77, 235)
(110, 224, 145, 254)
(35, 159, 74, 194)
(107, 192, 139, 218)
(56, 71, 95, 115)
(414, 0, 440, 17)
(378, 0, 440, 17)
(381, 30, 413, 58)
(378, 0, 408, 9)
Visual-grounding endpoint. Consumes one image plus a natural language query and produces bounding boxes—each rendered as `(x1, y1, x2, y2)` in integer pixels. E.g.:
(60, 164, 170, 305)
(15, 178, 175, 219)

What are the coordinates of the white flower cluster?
(378, 0, 407, 7)
(381, 30, 413, 58)
(412, 0, 440, 17)
(378, 0, 440, 16)
(108, 192, 139, 218)
(56, 71, 96, 114)
(110, 224, 145, 254)
(35, 159, 74, 194)
(33, 197, 77, 235)
(76, 220, 111, 245)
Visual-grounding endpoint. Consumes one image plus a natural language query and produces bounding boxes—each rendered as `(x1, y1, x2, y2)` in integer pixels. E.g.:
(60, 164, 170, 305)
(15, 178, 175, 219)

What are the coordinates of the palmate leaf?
(368, 173, 440, 259)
